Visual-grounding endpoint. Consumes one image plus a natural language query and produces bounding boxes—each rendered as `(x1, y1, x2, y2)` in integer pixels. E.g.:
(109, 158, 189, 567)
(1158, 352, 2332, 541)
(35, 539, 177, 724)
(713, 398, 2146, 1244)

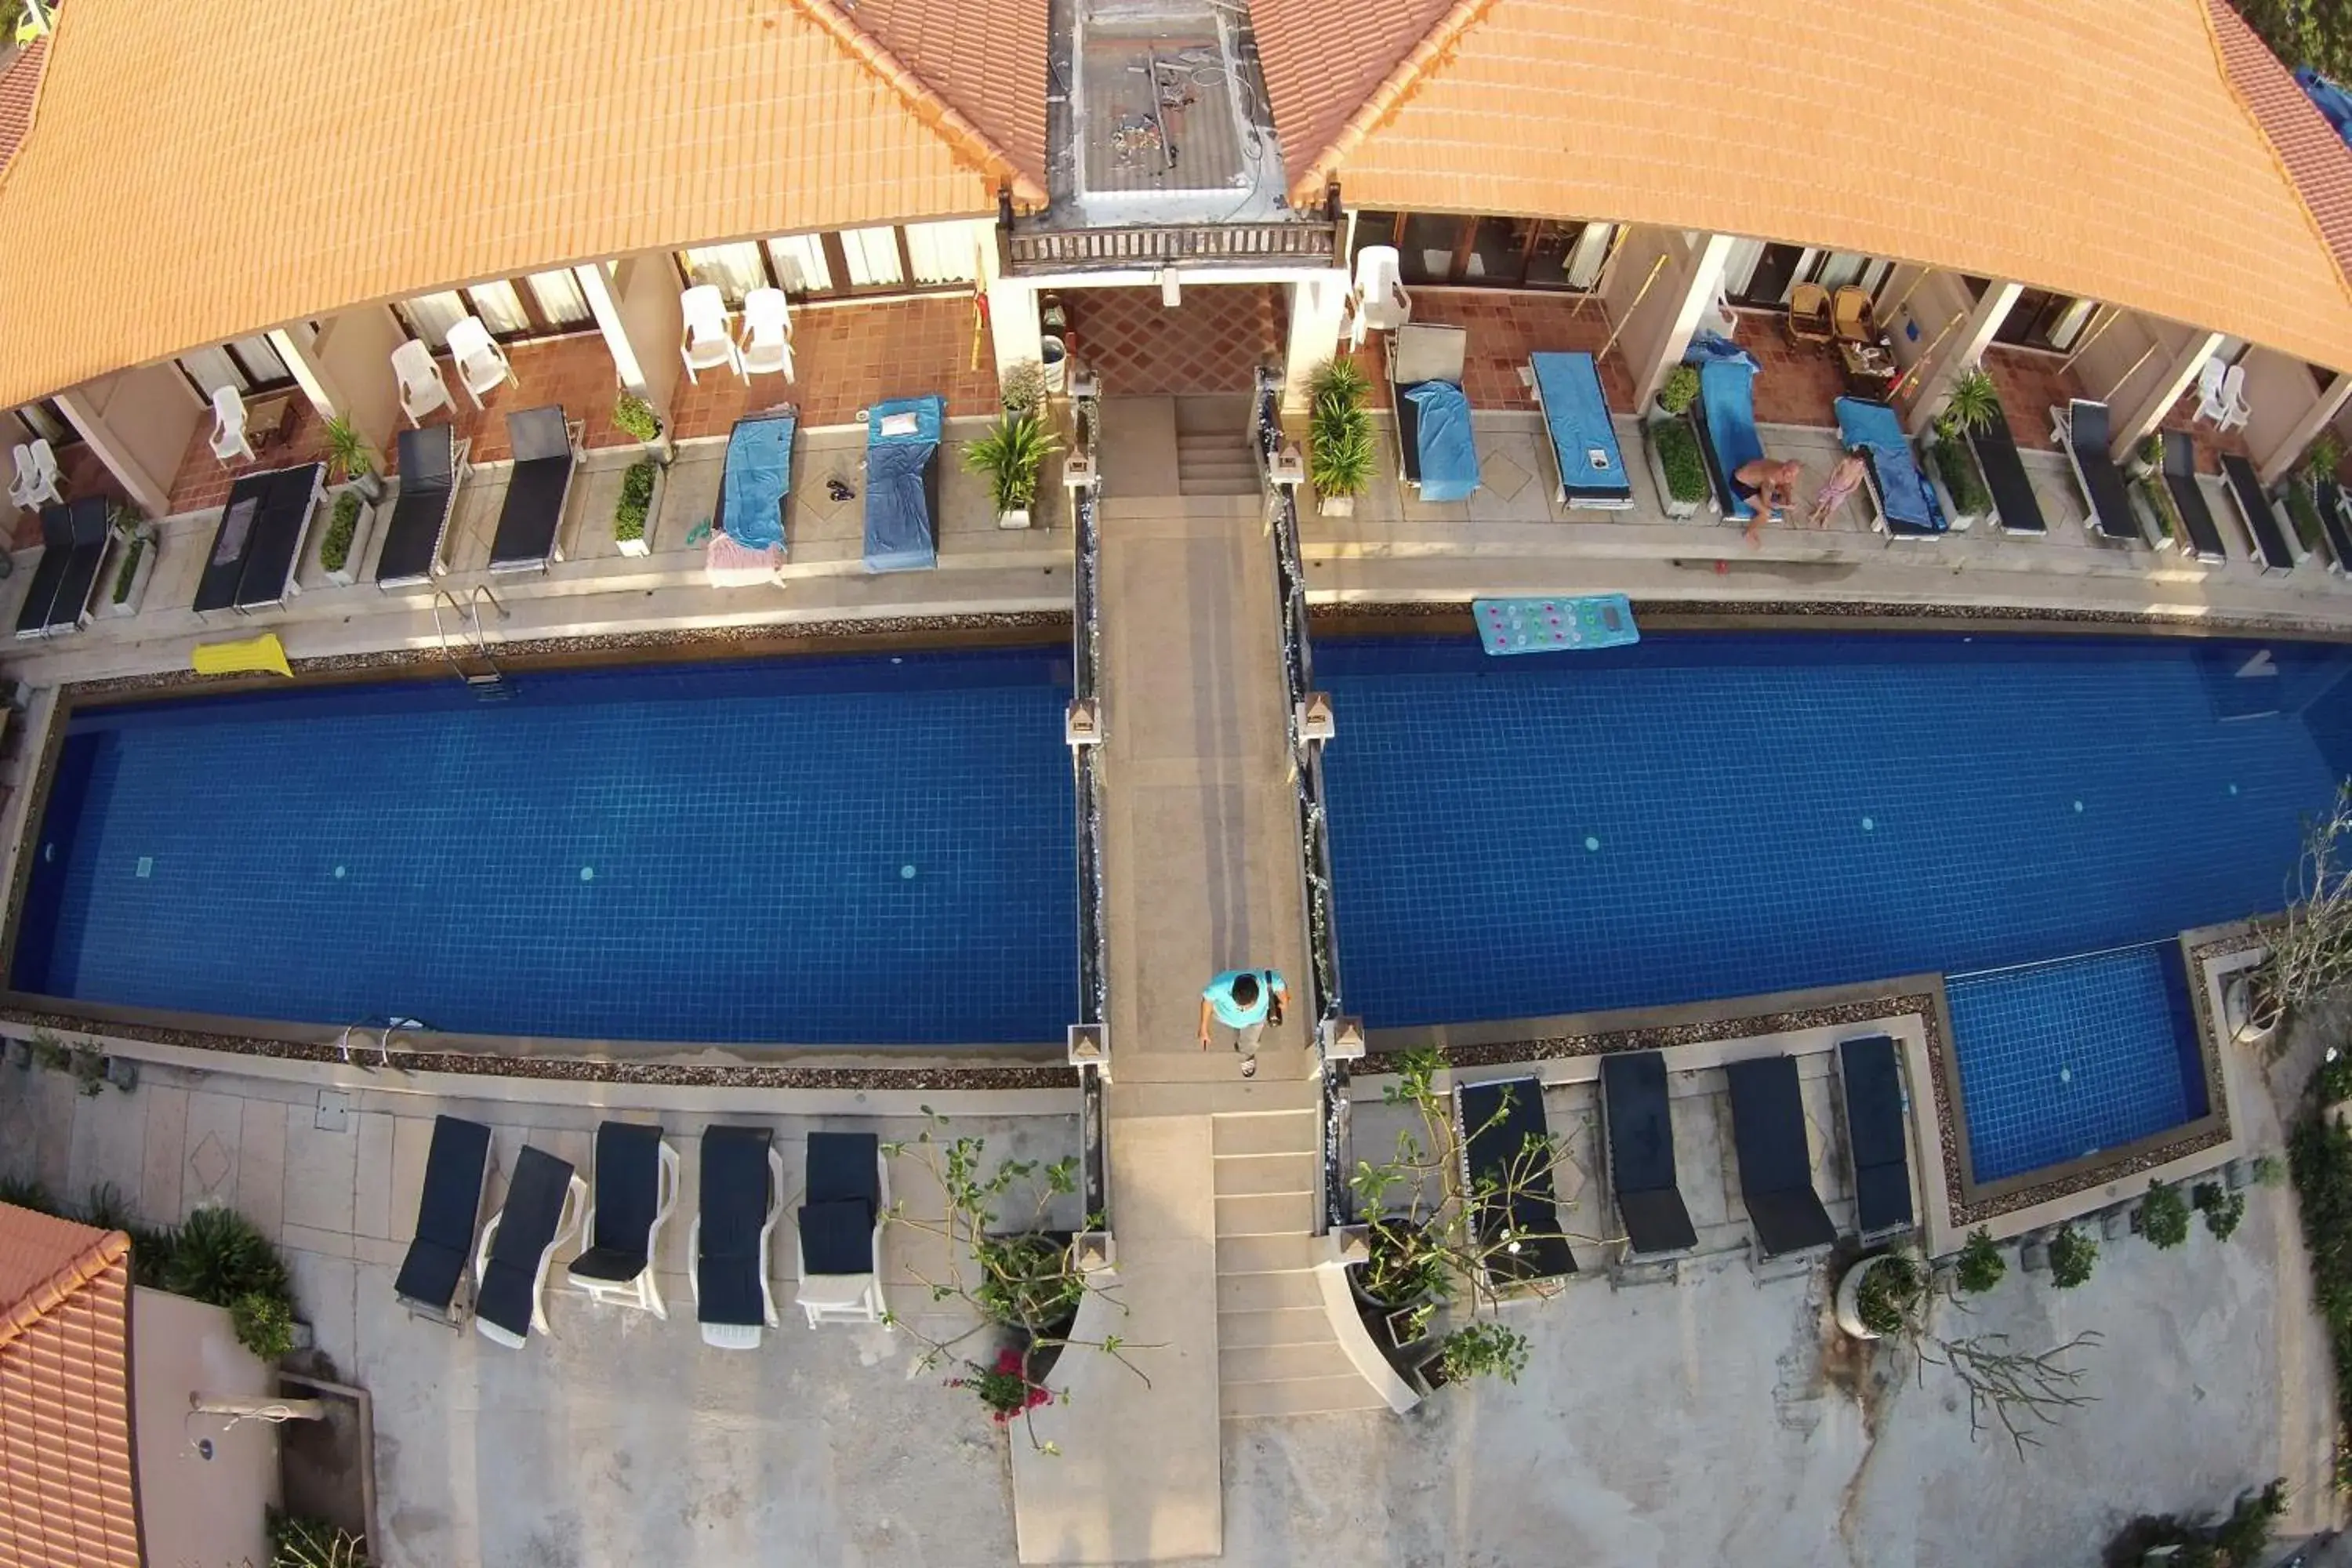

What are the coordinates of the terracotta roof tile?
(2207, 0, 2352, 286)
(1300, 0, 2352, 373)
(844, 0, 1047, 190)
(0, 41, 48, 175)
(0, 1205, 137, 1568)
(1251, 0, 1457, 190)
(0, 0, 1012, 410)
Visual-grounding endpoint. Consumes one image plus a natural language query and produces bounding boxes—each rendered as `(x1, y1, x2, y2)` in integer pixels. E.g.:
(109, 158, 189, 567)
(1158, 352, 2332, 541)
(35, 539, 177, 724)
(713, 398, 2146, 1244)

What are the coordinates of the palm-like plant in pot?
(965, 412, 1060, 528)
(320, 414, 383, 503)
(1308, 358, 1374, 517)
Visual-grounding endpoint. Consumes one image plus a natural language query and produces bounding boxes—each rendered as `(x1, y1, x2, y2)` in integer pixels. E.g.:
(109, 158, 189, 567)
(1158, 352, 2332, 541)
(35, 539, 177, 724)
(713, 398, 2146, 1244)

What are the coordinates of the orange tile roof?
(2207, 0, 2352, 285)
(0, 1205, 137, 1568)
(838, 0, 1048, 190)
(1280, 0, 2352, 373)
(1251, 0, 1458, 193)
(0, 41, 49, 176)
(0, 0, 1023, 410)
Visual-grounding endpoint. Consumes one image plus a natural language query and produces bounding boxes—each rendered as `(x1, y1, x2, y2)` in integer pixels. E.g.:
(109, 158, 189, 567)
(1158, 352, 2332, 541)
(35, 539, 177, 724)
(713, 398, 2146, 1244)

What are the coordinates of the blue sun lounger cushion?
(1835, 396, 1946, 535)
(718, 409, 796, 554)
(1404, 380, 1479, 503)
(1688, 337, 1764, 521)
(1530, 351, 1631, 507)
(863, 394, 943, 574)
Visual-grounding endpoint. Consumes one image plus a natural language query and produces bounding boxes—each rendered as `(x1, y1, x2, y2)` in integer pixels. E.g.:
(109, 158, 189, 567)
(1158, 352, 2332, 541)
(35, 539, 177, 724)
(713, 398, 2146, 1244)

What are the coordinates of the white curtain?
(1719, 238, 1764, 300)
(840, 226, 904, 289)
(398, 291, 470, 349)
(904, 220, 985, 285)
(765, 234, 833, 296)
(680, 243, 768, 306)
(1563, 223, 1614, 290)
(179, 346, 245, 396)
(465, 281, 529, 336)
(524, 270, 591, 328)
(2045, 296, 2098, 353)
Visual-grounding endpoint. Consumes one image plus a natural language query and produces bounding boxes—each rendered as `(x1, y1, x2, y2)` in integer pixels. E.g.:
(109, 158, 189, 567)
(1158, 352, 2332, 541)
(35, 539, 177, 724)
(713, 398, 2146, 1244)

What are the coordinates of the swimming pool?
(13, 648, 1076, 1045)
(1319, 630, 2352, 1174)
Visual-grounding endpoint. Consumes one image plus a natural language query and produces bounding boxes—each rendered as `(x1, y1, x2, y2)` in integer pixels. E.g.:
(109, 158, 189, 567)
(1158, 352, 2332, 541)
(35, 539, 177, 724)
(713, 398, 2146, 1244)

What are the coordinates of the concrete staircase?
(1174, 395, 1260, 497)
(1213, 1108, 1386, 1420)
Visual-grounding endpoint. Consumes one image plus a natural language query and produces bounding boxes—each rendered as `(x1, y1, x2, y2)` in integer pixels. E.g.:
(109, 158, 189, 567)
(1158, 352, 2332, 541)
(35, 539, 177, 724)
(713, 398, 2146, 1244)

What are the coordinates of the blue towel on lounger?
(1406, 380, 1479, 503)
(720, 413, 795, 553)
(1530, 352, 1629, 503)
(863, 395, 942, 574)
(1697, 357, 1764, 520)
(1835, 396, 1945, 535)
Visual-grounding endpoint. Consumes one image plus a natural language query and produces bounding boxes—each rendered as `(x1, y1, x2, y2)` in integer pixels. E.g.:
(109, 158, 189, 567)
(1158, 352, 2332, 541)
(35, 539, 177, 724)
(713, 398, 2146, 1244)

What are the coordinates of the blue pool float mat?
(1475, 594, 1639, 655)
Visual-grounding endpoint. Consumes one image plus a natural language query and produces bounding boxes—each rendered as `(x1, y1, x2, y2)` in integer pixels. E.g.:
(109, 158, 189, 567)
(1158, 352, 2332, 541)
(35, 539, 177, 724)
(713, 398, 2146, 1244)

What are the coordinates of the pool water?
(15, 649, 1076, 1045)
(1318, 631, 2352, 1177)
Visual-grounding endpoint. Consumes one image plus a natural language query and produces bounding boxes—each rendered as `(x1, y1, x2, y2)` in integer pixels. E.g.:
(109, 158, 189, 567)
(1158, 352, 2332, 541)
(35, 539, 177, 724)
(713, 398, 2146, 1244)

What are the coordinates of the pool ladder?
(336, 1016, 425, 1074)
(430, 585, 510, 696)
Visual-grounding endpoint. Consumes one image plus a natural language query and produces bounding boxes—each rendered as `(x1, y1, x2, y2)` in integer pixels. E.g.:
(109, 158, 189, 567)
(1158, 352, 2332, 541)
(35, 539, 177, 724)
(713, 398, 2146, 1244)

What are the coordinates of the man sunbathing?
(1731, 456, 1805, 543)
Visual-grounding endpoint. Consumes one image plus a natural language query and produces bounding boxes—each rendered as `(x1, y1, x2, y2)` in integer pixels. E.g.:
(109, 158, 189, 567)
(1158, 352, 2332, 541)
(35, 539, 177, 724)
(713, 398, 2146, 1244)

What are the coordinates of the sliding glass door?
(1352, 212, 1618, 292)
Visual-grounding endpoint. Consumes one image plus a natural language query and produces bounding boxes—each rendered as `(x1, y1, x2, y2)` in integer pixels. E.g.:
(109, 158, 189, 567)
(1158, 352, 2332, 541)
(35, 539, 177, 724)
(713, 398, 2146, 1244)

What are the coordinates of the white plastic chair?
(738, 288, 793, 379)
(2216, 362, 2252, 434)
(568, 1131, 680, 1319)
(680, 285, 742, 383)
(1348, 245, 1410, 348)
(445, 318, 514, 408)
(392, 339, 452, 426)
(2194, 358, 2230, 425)
(11, 440, 60, 510)
(208, 386, 253, 466)
(689, 1142, 786, 1351)
(794, 1138, 891, 1329)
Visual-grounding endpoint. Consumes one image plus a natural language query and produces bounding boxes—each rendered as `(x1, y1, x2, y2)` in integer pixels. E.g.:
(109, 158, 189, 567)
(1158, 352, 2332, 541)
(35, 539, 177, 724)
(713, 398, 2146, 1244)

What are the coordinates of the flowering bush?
(949, 1345, 1052, 1424)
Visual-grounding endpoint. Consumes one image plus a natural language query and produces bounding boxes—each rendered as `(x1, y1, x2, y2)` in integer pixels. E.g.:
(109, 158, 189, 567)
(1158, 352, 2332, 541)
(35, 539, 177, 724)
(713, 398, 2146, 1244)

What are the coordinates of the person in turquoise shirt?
(1197, 968, 1286, 1077)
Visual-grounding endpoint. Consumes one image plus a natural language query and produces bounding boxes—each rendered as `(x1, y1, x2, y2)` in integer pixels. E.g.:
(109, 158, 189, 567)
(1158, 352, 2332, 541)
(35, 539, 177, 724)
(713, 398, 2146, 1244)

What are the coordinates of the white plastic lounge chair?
(796, 1131, 890, 1327)
(392, 1115, 492, 1328)
(1348, 245, 1410, 348)
(2216, 363, 2251, 434)
(209, 386, 252, 466)
(473, 1145, 586, 1349)
(446, 318, 513, 408)
(681, 285, 742, 383)
(739, 288, 793, 379)
(566, 1121, 679, 1318)
(392, 339, 453, 426)
(692, 1126, 786, 1350)
(11, 440, 60, 510)
(2194, 358, 2230, 426)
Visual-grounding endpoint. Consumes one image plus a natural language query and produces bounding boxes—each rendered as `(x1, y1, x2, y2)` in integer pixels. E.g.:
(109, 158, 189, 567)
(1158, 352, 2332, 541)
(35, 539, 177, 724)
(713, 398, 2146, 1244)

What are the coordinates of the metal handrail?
(1069, 375, 1111, 1229)
(428, 586, 506, 685)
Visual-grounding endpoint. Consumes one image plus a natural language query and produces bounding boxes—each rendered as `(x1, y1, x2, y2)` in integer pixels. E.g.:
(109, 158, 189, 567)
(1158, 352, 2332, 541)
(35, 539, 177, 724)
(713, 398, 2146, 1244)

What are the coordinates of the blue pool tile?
(16, 648, 1077, 1046)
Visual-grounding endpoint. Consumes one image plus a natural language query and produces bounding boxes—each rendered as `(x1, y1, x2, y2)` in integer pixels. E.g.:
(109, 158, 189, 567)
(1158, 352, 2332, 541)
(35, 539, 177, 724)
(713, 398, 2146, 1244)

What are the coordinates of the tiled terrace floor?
(1332, 289, 1639, 416)
(1063, 285, 1284, 395)
(1983, 343, 2085, 450)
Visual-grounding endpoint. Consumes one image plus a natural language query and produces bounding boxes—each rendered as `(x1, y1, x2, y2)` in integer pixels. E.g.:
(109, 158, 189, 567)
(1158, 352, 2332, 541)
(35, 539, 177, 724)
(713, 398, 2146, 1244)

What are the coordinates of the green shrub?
(2049, 1223, 2096, 1289)
(1854, 1254, 1921, 1334)
(1937, 367, 2002, 438)
(1000, 359, 1047, 416)
(1955, 1226, 2005, 1294)
(267, 1508, 372, 1567)
(2136, 478, 2178, 545)
(614, 459, 656, 543)
(230, 1291, 296, 1360)
(67, 1047, 107, 1097)
(81, 1182, 132, 1232)
(125, 1223, 176, 1290)
(2291, 1111, 2352, 1461)
(109, 535, 146, 604)
(971, 1232, 1083, 1331)
(1653, 419, 1708, 503)
(165, 1205, 290, 1309)
(1657, 365, 1700, 416)
(2136, 432, 2165, 471)
(2193, 1181, 2245, 1242)
(964, 412, 1059, 514)
(2309, 431, 2343, 483)
(2318, 1051, 2352, 1107)
(1308, 355, 1371, 409)
(1930, 436, 1992, 517)
(2287, 478, 2325, 553)
(318, 492, 362, 574)
(0, 1175, 59, 1215)
(1308, 381, 1374, 501)
(1436, 1320, 1529, 1385)
(2142, 1180, 2190, 1248)
(612, 391, 662, 443)
(320, 416, 373, 488)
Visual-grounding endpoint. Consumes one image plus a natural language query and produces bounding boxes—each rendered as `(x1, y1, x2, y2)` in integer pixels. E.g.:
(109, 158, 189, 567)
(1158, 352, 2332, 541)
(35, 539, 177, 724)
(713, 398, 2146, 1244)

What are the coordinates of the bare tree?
(1917, 1330, 2102, 1458)
(2252, 783, 2352, 1035)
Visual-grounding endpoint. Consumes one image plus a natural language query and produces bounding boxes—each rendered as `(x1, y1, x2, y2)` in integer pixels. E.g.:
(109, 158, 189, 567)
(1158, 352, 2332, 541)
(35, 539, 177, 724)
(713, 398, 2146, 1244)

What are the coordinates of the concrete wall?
(2072, 310, 2190, 412)
(58, 362, 201, 516)
(133, 1287, 276, 1568)
(1597, 225, 1681, 383)
(2240, 347, 2327, 462)
(1881, 268, 1976, 375)
(606, 251, 682, 416)
(301, 307, 408, 451)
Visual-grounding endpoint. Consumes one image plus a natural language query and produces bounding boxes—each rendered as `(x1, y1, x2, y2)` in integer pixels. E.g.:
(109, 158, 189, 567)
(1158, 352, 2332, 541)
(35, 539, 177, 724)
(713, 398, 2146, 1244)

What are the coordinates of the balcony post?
(1618, 230, 1737, 409)
(986, 276, 1044, 389)
(1279, 268, 1351, 414)
(270, 312, 401, 459)
(2107, 328, 2223, 463)
(52, 367, 194, 520)
(1901, 279, 2021, 435)
(579, 252, 684, 421)
(2256, 371, 2352, 485)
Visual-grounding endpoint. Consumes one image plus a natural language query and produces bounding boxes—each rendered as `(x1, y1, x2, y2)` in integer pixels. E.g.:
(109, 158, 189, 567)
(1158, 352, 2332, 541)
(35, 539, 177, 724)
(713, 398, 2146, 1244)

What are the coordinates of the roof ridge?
(2198, 0, 2352, 310)
(782, 0, 1046, 205)
(1285, 0, 1503, 207)
(0, 1224, 129, 1359)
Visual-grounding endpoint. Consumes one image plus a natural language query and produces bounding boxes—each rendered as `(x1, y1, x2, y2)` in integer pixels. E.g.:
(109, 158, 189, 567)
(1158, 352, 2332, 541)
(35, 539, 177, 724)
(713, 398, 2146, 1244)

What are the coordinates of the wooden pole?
(1595, 252, 1669, 358)
(1889, 310, 1967, 402)
(2104, 339, 2161, 404)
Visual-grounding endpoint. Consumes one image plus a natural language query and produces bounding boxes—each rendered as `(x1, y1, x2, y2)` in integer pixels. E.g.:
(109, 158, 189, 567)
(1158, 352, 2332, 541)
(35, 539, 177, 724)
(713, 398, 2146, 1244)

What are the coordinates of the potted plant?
(1953, 1227, 2005, 1294)
(1653, 365, 1700, 424)
(2132, 472, 2180, 551)
(1348, 1217, 1444, 1355)
(1307, 358, 1374, 518)
(2128, 430, 2163, 481)
(613, 391, 671, 466)
(1001, 359, 1048, 419)
(315, 488, 373, 586)
(320, 414, 383, 503)
(100, 502, 155, 619)
(2047, 1222, 2096, 1289)
(1925, 368, 1999, 530)
(1834, 1249, 1922, 1340)
(965, 411, 1058, 530)
(2138, 1178, 2190, 1249)
(1646, 417, 1708, 520)
(612, 459, 659, 557)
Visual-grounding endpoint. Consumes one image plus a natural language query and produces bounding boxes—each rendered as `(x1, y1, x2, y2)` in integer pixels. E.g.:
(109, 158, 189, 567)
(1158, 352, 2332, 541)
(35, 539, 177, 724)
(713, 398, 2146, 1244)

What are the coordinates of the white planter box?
(1920, 437, 1984, 532)
(318, 487, 378, 587)
(999, 506, 1033, 531)
(1317, 492, 1356, 518)
(1642, 416, 1704, 521)
(98, 533, 156, 619)
(614, 465, 665, 557)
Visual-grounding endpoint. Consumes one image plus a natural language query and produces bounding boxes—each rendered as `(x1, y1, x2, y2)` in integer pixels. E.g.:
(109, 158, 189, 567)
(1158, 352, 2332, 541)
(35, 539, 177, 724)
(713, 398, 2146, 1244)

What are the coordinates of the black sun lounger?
(488, 405, 579, 572)
(13, 499, 107, 639)
(695, 1125, 782, 1349)
(192, 470, 273, 613)
(235, 463, 324, 610)
(376, 425, 467, 587)
(392, 1114, 492, 1327)
(2318, 479, 2352, 572)
(2222, 453, 2296, 573)
(1724, 1056, 1837, 1260)
(2161, 430, 2228, 564)
(566, 1120, 676, 1315)
(1965, 416, 2047, 535)
(1599, 1051, 1697, 1256)
(474, 1144, 583, 1348)
(1456, 1077, 1577, 1282)
(796, 1131, 888, 1324)
(1836, 1036, 1915, 1241)
(2056, 400, 2140, 544)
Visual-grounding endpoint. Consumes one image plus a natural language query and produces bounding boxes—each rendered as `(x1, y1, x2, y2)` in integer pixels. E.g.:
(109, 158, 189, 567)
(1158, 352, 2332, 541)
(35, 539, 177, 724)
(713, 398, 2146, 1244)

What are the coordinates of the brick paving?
(1731, 312, 1847, 429)
(1982, 344, 2084, 451)
(1064, 285, 1286, 396)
